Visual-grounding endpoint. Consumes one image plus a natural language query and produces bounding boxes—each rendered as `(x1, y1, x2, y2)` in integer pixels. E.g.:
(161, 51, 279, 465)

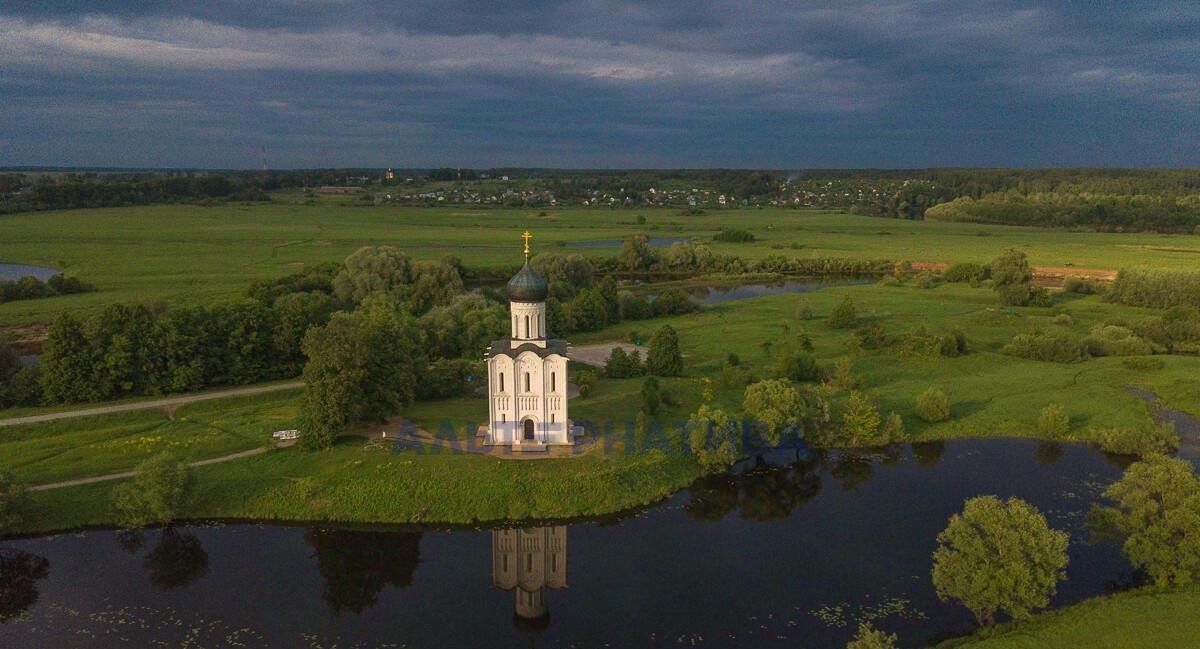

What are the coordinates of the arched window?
(551, 372, 556, 392)
(524, 372, 531, 391)
(499, 373, 505, 392)
(524, 315, 530, 338)
(550, 413, 555, 424)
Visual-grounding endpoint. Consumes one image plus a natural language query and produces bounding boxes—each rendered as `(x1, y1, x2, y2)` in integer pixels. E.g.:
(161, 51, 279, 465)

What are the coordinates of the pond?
(564, 237, 692, 248)
(0, 439, 1155, 648)
(0, 263, 58, 282)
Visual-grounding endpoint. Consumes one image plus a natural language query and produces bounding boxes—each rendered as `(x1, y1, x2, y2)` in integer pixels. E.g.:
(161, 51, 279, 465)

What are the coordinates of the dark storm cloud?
(0, 1, 1196, 167)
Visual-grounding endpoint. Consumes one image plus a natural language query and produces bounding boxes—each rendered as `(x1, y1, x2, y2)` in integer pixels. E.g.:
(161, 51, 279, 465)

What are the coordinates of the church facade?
(483, 233, 576, 448)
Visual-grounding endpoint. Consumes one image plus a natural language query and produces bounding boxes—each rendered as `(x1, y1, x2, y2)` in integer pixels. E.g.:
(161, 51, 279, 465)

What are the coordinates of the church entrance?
(523, 419, 535, 441)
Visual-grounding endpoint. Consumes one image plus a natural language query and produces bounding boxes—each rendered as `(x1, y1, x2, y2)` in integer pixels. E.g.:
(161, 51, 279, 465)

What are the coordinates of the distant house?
(315, 186, 367, 195)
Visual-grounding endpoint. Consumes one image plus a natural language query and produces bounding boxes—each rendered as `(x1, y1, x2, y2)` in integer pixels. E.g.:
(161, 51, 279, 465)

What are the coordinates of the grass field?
(935, 586, 1200, 649)
(3, 199, 1200, 324)
(7, 280, 1199, 534)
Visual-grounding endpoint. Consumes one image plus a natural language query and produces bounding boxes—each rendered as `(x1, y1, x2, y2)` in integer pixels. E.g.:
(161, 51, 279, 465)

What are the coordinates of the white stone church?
(482, 233, 580, 449)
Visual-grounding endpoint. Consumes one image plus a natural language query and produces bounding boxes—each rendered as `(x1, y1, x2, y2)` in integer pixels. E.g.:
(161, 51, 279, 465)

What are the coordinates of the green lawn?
(3, 201, 1199, 324)
(935, 586, 1200, 649)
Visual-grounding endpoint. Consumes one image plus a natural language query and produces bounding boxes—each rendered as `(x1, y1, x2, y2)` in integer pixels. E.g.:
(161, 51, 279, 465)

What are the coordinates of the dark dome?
(506, 261, 548, 302)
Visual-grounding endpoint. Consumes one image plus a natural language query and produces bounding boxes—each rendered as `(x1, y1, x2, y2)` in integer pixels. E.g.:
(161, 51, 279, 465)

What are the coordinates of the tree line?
(0, 274, 93, 304)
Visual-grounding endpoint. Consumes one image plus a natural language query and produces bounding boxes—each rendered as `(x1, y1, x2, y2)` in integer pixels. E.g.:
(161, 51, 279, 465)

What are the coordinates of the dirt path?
(29, 446, 274, 492)
(0, 381, 304, 428)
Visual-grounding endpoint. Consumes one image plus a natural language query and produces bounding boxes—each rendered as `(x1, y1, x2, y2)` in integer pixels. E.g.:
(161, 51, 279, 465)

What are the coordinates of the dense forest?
(2, 168, 1198, 232)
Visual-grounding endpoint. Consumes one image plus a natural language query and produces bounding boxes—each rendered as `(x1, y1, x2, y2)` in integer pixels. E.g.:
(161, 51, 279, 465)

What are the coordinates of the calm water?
(0, 439, 1149, 649)
(564, 237, 692, 248)
(0, 264, 57, 282)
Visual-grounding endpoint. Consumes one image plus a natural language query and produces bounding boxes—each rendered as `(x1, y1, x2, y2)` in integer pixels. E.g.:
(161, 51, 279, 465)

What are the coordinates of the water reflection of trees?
(144, 528, 209, 590)
(114, 527, 210, 591)
(305, 527, 422, 615)
(685, 457, 823, 522)
(912, 441, 945, 467)
(0, 548, 49, 622)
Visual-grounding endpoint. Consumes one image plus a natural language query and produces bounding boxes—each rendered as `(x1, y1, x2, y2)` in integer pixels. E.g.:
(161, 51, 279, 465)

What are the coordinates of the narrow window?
(499, 373, 505, 392)
(524, 315, 530, 338)
(503, 555, 508, 571)
(524, 372, 531, 391)
(526, 554, 533, 572)
(551, 372, 556, 392)
(550, 413, 555, 424)
(552, 555, 557, 572)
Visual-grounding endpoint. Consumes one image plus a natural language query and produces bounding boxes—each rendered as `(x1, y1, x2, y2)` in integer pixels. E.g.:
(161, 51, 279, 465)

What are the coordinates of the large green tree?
(991, 248, 1034, 306)
(299, 299, 422, 450)
(113, 453, 192, 528)
(685, 405, 741, 474)
(646, 324, 684, 376)
(742, 379, 829, 447)
(39, 313, 99, 403)
(932, 496, 1069, 626)
(1092, 455, 1200, 588)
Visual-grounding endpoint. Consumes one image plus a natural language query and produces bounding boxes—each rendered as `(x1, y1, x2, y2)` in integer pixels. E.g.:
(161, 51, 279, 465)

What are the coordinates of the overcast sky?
(1, 1, 1197, 169)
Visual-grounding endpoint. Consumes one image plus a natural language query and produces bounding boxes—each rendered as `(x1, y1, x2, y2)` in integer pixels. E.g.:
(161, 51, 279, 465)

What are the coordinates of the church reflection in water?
(491, 526, 567, 633)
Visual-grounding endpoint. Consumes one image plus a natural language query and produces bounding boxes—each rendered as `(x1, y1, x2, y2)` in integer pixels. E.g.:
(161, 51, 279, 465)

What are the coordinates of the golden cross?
(522, 230, 532, 258)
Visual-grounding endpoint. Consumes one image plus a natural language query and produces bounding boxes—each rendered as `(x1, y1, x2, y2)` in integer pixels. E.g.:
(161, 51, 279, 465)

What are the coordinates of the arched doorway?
(523, 418, 535, 441)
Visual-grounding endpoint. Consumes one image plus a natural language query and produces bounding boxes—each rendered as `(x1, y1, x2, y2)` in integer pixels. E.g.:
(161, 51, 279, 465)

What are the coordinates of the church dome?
(507, 261, 549, 303)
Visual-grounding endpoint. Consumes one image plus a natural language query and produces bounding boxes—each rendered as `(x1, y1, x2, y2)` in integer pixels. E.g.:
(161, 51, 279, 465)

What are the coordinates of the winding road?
(0, 381, 304, 428)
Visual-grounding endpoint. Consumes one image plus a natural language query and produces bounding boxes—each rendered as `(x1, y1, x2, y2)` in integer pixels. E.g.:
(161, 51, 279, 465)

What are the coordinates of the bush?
(1092, 423, 1179, 456)
(828, 297, 859, 329)
(641, 376, 661, 415)
(605, 347, 646, 378)
(651, 288, 698, 317)
(943, 262, 989, 283)
(938, 330, 968, 357)
(1107, 268, 1200, 310)
(1123, 356, 1164, 370)
(854, 323, 891, 350)
(712, 228, 756, 243)
(0, 473, 30, 533)
(1038, 404, 1070, 438)
(646, 325, 684, 376)
(1004, 331, 1088, 363)
(838, 391, 898, 446)
(575, 369, 598, 398)
(1083, 325, 1153, 357)
(913, 271, 940, 289)
(991, 249, 1034, 306)
(1062, 276, 1100, 294)
(617, 291, 653, 320)
(770, 348, 821, 382)
(113, 453, 191, 528)
(915, 387, 951, 423)
(1052, 313, 1073, 326)
(846, 623, 898, 649)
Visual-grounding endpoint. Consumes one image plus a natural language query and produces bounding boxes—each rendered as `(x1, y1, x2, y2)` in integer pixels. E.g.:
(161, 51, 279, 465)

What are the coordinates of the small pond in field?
(0, 263, 58, 282)
(564, 237, 692, 248)
(0, 438, 1177, 649)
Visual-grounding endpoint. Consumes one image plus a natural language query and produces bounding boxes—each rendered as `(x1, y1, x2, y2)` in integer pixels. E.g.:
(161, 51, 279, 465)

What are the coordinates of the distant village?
(316, 168, 914, 212)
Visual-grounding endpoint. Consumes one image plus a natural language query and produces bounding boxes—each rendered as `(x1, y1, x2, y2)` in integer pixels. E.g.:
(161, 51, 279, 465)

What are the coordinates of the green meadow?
(937, 585, 1200, 649)
(9, 280, 1199, 533)
(3, 199, 1200, 324)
